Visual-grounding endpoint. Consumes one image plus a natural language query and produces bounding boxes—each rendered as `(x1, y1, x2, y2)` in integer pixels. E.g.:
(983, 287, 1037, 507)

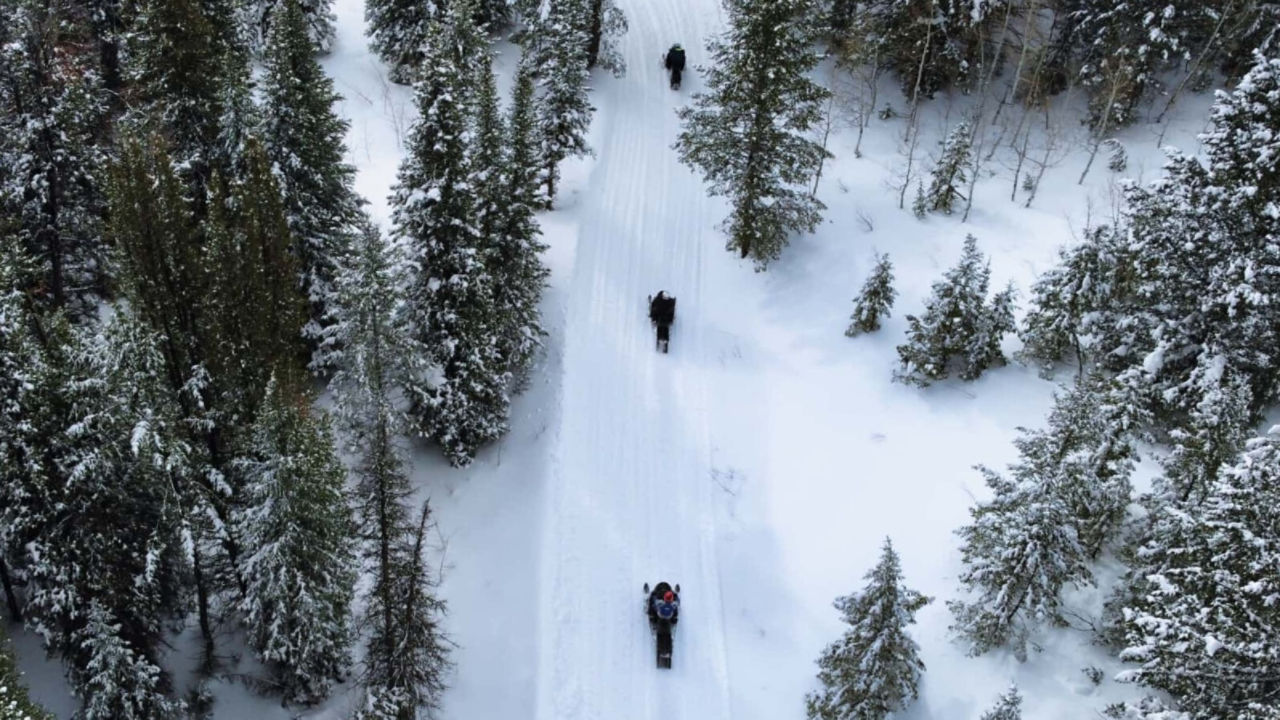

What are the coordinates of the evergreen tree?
(846, 253, 897, 336)
(980, 685, 1022, 720)
(847, 0, 996, 98)
(1160, 361, 1251, 506)
(537, 0, 595, 207)
(1082, 54, 1280, 424)
(234, 378, 355, 705)
(1110, 430, 1280, 718)
(926, 121, 971, 214)
(392, 20, 509, 465)
(806, 538, 931, 720)
(896, 236, 1013, 386)
(358, 501, 452, 720)
(585, 0, 627, 76)
(126, 0, 228, 204)
(204, 139, 309, 421)
(261, 0, 363, 359)
(949, 452, 1093, 658)
(365, 0, 442, 83)
(244, 0, 337, 54)
(0, 0, 108, 317)
(962, 282, 1015, 382)
(325, 222, 451, 719)
(1073, 0, 1203, 130)
(0, 244, 58, 624)
(1018, 225, 1129, 374)
(492, 59, 550, 385)
(0, 623, 54, 719)
(22, 318, 189, 718)
(675, 0, 830, 268)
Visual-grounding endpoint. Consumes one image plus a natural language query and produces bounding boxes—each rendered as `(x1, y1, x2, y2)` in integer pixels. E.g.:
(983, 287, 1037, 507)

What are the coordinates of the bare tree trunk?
(854, 51, 880, 157)
(898, 1, 934, 209)
(811, 66, 840, 197)
(1, 556, 20, 623)
(994, 0, 1039, 125)
(1154, 6, 1228, 141)
(1079, 79, 1121, 184)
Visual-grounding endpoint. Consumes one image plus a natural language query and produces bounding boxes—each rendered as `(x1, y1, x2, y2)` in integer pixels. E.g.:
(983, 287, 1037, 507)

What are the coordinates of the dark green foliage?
(675, 0, 830, 269)
(537, 0, 595, 207)
(585, 0, 627, 76)
(235, 379, 355, 705)
(391, 20, 508, 465)
(126, 0, 228, 202)
(365, 0, 443, 83)
(895, 236, 1015, 386)
(21, 318, 189, 719)
(846, 254, 896, 336)
(244, 0, 337, 54)
(491, 59, 550, 386)
(204, 138, 309, 420)
(261, 0, 362, 360)
(357, 502, 453, 720)
(0, 0, 109, 316)
(806, 538, 931, 720)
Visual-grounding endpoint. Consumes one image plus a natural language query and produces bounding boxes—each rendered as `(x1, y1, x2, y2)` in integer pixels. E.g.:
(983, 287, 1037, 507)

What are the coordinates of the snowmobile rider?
(649, 291, 677, 352)
(664, 43, 686, 89)
(648, 586, 679, 628)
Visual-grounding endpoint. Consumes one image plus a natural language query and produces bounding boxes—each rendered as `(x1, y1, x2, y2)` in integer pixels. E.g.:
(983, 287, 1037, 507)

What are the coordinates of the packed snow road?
(533, 0, 734, 717)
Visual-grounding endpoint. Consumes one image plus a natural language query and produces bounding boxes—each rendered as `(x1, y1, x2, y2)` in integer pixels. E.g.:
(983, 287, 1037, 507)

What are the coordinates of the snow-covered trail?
(534, 0, 733, 717)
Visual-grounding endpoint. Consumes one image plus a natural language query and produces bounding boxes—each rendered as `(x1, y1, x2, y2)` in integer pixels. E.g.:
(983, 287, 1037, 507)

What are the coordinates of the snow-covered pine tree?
(0, 623, 54, 719)
(926, 121, 972, 214)
(212, 44, 262, 185)
(0, 0, 109, 317)
(846, 253, 897, 336)
(243, 0, 336, 54)
(962, 282, 1015, 381)
(126, 0, 229, 206)
(806, 537, 931, 720)
(1101, 696, 1191, 720)
(1110, 429, 1280, 718)
(1093, 53, 1280, 426)
(911, 180, 927, 219)
(470, 54, 548, 388)
(675, 0, 830, 268)
(261, 0, 363, 361)
(392, 20, 509, 465)
(980, 685, 1022, 720)
(851, 0, 992, 98)
(537, 0, 594, 207)
(358, 501, 453, 720)
(493, 59, 550, 386)
(365, 0, 442, 82)
(1042, 372, 1139, 558)
(22, 317, 189, 719)
(896, 235, 1012, 386)
(0, 243, 58, 624)
(1073, 0, 1201, 131)
(1159, 359, 1251, 506)
(949, 450, 1093, 659)
(1018, 225, 1128, 374)
(234, 377, 355, 705)
(585, 0, 627, 76)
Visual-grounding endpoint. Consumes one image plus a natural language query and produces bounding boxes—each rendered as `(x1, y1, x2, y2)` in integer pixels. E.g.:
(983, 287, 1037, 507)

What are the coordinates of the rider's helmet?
(663, 590, 675, 603)
(673, 43, 682, 50)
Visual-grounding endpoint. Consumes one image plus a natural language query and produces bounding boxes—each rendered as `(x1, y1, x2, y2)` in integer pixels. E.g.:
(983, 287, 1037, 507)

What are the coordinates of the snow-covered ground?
(12, 0, 1223, 716)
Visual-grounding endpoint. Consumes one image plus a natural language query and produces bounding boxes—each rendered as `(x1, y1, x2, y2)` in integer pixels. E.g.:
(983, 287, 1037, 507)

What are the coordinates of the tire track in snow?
(534, 0, 730, 716)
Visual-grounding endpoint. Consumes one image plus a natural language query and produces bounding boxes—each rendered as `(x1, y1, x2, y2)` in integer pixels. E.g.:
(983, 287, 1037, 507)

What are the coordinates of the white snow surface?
(12, 0, 1224, 715)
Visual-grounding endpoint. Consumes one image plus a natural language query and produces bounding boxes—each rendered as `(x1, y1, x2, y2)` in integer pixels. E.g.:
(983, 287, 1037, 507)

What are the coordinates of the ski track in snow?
(535, 0, 733, 717)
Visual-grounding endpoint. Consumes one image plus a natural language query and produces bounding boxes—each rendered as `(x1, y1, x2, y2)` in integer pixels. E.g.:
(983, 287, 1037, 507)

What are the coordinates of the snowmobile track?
(533, 0, 732, 717)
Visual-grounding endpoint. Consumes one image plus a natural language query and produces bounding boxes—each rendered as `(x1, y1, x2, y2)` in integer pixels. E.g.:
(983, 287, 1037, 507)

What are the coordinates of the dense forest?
(2, 0, 1278, 717)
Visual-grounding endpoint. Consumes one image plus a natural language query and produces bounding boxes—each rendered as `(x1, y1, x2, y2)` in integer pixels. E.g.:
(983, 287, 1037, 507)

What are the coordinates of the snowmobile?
(643, 581, 680, 669)
(647, 293, 676, 353)
(662, 45, 686, 91)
